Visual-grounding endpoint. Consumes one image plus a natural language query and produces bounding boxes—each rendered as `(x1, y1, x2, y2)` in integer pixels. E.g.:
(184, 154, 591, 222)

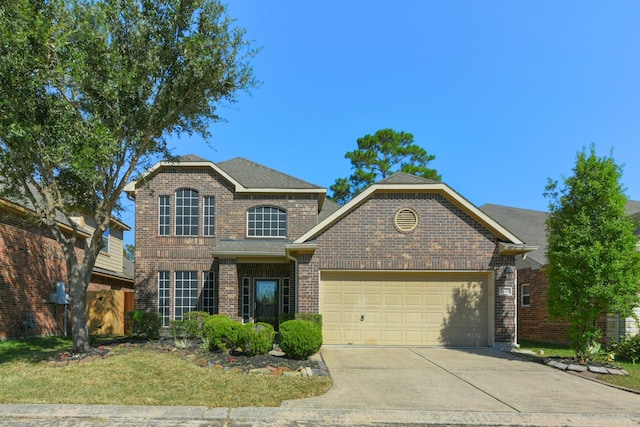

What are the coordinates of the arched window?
(247, 206, 287, 238)
(175, 189, 199, 236)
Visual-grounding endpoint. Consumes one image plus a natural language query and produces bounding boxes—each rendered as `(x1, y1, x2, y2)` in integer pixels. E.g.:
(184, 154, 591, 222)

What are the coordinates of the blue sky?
(121, 1, 640, 244)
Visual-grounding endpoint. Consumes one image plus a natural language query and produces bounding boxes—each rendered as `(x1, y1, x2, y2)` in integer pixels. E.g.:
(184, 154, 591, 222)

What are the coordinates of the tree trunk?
(69, 273, 91, 353)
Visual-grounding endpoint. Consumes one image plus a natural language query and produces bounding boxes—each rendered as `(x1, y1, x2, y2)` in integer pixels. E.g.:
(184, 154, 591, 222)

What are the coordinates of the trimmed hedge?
(295, 313, 322, 326)
(279, 319, 323, 360)
(131, 310, 161, 340)
(241, 322, 275, 356)
(203, 315, 244, 351)
(170, 311, 210, 339)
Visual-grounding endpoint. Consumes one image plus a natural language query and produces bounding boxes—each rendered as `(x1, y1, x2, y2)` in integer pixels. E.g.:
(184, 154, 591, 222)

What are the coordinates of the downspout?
(514, 262, 519, 349)
(286, 249, 298, 315)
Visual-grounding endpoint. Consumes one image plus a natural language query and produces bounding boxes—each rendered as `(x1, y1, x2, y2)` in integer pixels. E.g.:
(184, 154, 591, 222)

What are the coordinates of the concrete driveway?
(283, 347, 640, 415)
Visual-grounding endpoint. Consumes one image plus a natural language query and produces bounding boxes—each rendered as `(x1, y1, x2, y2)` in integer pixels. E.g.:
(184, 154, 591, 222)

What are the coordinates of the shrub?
(132, 310, 161, 340)
(203, 315, 244, 351)
(279, 319, 322, 360)
(295, 313, 323, 326)
(614, 335, 640, 363)
(241, 322, 275, 356)
(182, 311, 210, 338)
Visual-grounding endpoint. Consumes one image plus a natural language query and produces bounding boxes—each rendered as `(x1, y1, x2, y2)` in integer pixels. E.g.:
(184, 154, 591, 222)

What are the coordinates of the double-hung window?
(247, 206, 287, 238)
(174, 271, 198, 320)
(175, 189, 199, 236)
(203, 196, 215, 236)
(521, 284, 531, 307)
(158, 271, 170, 327)
(159, 196, 171, 236)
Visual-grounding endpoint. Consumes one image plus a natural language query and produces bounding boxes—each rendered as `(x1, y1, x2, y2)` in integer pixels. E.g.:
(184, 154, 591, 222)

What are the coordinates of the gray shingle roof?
(481, 200, 640, 267)
(318, 198, 342, 222)
(217, 157, 324, 190)
(211, 239, 292, 257)
(480, 204, 549, 266)
(377, 172, 440, 185)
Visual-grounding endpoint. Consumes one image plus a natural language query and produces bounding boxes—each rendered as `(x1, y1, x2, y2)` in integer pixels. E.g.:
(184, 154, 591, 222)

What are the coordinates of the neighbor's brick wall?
(298, 192, 517, 343)
(517, 268, 569, 343)
(0, 207, 85, 339)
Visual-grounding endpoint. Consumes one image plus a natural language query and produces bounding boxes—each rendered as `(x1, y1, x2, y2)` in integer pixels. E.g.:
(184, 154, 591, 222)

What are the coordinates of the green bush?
(241, 322, 275, 356)
(182, 311, 210, 338)
(132, 310, 161, 340)
(279, 319, 322, 360)
(614, 335, 640, 363)
(295, 313, 323, 326)
(203, 315, 244, 351)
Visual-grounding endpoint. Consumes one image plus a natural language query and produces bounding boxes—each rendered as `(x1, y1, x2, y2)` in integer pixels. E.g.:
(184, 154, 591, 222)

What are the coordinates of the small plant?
(132, 310, 161, 340)
(171, 327, 190, 349)
(199, 336, 211, 353)
(295, 313, 323, 326)
(279, 319, 322, 360)
(240, 322, 275, 356)
(613, 335, 640, 364)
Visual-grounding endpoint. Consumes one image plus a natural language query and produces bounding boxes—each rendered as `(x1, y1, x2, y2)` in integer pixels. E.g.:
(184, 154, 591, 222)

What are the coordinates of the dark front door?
(255, 280, 278, 329)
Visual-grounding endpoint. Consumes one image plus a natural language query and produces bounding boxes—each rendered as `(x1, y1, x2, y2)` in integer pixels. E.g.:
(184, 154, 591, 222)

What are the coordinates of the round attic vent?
(395, 208, 418, 232)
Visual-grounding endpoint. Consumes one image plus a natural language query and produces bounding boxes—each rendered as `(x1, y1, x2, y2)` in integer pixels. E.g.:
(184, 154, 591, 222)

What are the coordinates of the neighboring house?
(126, 155, 535, 348)
(0, 193, 133, 339)
(481, 202, 640, 344)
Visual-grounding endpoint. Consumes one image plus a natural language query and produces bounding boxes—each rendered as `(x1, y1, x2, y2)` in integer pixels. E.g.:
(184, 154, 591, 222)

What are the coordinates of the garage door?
(321, 271, 490, 346)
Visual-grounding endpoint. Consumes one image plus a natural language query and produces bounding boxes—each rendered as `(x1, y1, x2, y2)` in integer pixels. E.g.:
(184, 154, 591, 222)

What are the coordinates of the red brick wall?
(0, 207, 78, 338)
(517, 268, 569, 343)
(134, 167, 316, 320)
(298, 192, 517, 343)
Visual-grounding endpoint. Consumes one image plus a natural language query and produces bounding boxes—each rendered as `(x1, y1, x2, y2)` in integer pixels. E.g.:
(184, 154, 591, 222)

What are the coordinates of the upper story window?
(175, 189, 199, 236)
(203, 196, 215, 236)
(100, 228, 110, 253)
(247, 206, 287, 238)
(159, 196, 171, 236)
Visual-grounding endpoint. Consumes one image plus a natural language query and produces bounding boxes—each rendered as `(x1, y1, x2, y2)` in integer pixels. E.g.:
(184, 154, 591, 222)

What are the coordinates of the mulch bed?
(45, 337, 326, 376)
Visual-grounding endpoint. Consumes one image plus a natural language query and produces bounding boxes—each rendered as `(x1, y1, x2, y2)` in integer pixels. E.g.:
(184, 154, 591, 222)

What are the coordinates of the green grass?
(0, 337, 331, 407)
(518, 339, 640, 391)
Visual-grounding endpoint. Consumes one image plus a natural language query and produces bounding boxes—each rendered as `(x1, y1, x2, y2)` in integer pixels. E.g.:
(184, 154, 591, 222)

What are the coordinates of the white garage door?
(321, 271, 491, 346)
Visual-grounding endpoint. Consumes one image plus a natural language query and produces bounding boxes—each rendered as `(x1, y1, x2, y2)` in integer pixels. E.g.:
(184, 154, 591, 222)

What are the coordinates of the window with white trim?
(174, 271, 198, 320)
(159, 196, 170, 236)
(282, 277, 292, 316)
(175, 189, 199, 236)
(241, 277, 251, 323)
(521, 283, 531, 307)
(247, 206, 287, 238)
(158, 271, 170, 327)
(202, 271, 216, 314)
(203, 196, 215, 236)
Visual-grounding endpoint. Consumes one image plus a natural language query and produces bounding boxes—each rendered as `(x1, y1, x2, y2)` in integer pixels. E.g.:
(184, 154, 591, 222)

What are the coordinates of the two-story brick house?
(126, 154, 535, 348)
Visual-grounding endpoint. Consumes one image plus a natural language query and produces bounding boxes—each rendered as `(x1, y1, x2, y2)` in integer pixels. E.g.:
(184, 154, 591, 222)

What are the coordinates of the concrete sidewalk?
(0, 403, 639, 426)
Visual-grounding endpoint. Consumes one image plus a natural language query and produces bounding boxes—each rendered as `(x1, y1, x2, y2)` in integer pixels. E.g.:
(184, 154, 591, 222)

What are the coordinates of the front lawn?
(517, 339, 640, 392)
(0, 337, 331, 407)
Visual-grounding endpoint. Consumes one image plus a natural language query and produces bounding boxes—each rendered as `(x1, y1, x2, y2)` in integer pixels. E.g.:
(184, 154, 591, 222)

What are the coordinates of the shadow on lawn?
(0, 336, 75, 363)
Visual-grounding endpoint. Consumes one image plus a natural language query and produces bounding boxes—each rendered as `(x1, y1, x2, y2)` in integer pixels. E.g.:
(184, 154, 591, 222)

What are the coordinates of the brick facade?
(131, 160, 520, 346)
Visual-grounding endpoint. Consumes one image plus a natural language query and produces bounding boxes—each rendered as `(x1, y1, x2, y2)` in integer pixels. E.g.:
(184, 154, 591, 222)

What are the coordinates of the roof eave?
(498, 242, 539, 255)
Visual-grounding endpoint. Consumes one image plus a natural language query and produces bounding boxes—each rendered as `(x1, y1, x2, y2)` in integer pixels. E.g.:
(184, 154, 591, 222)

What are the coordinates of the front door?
(255, 280, 278, 329)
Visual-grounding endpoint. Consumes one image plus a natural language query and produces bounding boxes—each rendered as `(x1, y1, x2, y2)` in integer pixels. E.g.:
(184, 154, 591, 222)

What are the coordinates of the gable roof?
(125, 155, 326, 205)
(295, 178, 535, 254)
(217, 157, 323, 190)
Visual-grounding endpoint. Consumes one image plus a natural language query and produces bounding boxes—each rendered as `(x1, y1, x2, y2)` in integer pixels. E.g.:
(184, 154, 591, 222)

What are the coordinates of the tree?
(328, 129, 440, 204)
(544, 145, 640, 360)
(0, 0, 257, 352)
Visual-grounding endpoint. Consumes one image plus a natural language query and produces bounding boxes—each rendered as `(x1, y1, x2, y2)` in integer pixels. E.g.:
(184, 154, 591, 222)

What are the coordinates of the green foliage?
(0, 0, 257, 353)
(614, 335, 640, 364)
(182, 311, 210, 338)
(329, 129, 440, 204)
(544, 145, 640, 360)
(202, 315, 244, 351)
(132, 310, 161, 340)
(279, 320, 323, 360)
(295, 313, 323, 326)
(240, 323, 275, 356)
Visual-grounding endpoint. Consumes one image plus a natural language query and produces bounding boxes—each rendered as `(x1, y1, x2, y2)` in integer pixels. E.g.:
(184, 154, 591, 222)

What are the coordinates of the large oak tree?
(545, 145, 640, 359)
(0, 0, 258, 352)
